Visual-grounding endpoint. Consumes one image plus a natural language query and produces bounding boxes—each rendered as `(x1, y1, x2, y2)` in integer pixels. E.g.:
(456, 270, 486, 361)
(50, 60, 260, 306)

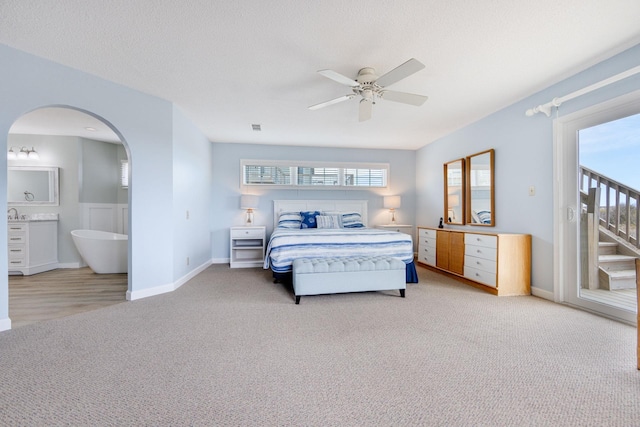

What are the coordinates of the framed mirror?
(444, 158, 465, 224)
(466, 149, 494, 226)
(8, 166, 59, 206)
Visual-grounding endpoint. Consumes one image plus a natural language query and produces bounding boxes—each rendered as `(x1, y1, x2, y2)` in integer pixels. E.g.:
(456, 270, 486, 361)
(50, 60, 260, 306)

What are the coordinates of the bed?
(264, 200, 418, 283)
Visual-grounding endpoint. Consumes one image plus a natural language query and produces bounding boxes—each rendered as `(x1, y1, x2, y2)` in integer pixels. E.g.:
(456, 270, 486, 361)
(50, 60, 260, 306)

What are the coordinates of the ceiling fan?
(308, 58, 428, 122)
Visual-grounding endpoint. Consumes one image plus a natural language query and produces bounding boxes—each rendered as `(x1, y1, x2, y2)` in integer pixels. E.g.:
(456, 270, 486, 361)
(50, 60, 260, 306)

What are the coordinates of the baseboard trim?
(0, 317, 12, 332)
(531, 286, 554, 301)
(211, 257, 229, 264)
(126, 260, 212, 301)
(57, 262, 83, 269)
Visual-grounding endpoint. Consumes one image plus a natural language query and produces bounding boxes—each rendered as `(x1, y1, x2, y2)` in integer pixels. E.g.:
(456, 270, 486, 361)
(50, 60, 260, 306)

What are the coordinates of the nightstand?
(230, 226, 266, 268)
(376, 224, 413, 235)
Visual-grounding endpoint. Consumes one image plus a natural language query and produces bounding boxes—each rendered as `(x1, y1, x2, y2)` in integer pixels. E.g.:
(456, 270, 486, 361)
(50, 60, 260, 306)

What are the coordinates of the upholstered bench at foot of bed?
(292, 256, 406, 304)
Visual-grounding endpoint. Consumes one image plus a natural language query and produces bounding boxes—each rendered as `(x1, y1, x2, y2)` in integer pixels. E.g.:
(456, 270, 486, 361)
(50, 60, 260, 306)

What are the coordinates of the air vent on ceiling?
(251, 124, 261, 131)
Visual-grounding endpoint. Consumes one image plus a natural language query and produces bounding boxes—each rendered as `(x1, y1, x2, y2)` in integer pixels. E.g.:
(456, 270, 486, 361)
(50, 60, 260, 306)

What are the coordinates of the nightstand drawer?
(231, 227, 264, 239)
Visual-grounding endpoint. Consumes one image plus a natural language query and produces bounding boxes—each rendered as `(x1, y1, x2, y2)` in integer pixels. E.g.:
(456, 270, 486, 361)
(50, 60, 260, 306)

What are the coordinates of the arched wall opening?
(5, 105, 132, 326)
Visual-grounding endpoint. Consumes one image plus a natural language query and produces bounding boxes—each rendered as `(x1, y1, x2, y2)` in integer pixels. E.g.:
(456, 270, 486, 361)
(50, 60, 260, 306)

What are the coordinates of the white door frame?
(553, 89, 640, 324)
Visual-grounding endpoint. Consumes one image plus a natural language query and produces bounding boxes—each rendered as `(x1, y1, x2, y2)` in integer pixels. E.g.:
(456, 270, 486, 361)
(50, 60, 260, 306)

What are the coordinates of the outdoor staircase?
(598, 241, 637, 290)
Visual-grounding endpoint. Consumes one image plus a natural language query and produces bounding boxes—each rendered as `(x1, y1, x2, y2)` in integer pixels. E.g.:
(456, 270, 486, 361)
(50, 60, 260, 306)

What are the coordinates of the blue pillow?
(300, 210, 321, 228)
(277, 211, 303, 229)
(341, 212, 365, 228)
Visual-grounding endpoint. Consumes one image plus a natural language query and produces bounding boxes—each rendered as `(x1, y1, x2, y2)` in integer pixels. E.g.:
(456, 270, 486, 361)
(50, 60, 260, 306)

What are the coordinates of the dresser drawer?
(464, 254, 497, 274)
(419, 228, 437, 239)
(464, 265, 497, 288)
(465, 244, 497, 262)
(465, 233, 497, 249)
(418, 229, 437, 249)
(419, 244, 436, 259)
(230, 227, 264, 239)
(8, 246, 25, 259)
(418, 253, 436, 267)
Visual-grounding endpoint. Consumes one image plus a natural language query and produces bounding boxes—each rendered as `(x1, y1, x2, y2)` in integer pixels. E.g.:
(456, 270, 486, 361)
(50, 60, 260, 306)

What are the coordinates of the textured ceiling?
(2, 1, 640, 150)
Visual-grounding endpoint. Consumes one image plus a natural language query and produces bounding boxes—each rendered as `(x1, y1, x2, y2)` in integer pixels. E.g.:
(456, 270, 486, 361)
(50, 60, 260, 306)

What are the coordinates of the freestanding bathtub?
(71, 230, 128, 274)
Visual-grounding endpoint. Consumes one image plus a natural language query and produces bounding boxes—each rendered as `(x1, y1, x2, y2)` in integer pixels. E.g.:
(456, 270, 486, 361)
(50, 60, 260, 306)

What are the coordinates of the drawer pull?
(10, 237, 21, 241)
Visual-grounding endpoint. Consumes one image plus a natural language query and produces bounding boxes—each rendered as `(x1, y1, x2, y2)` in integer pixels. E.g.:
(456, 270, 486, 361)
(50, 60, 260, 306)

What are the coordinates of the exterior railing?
(580, 166, 639, 250)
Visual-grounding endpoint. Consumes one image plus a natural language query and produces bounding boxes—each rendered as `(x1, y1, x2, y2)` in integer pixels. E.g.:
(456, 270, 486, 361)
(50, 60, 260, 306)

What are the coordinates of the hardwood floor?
(9, 268, 128, 328)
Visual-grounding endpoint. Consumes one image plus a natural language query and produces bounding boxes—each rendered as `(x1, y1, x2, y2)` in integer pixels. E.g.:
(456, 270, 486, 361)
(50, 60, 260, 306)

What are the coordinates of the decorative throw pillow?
(341, 212, 365, 228)
(277, 211, 302, 229)
(300, 210, 321, 228)
(316, 215, 341, 229)
(477, 210, 491, 224)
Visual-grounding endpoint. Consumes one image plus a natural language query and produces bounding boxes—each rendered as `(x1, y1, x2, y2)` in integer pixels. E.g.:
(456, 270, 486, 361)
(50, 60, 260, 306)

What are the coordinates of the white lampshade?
(240, 194, 259, 209)
(383, 195, 401, 209)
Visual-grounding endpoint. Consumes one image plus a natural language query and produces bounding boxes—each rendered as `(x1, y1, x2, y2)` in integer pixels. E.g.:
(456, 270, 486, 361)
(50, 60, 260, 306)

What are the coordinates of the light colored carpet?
(0, 264, 637, 426)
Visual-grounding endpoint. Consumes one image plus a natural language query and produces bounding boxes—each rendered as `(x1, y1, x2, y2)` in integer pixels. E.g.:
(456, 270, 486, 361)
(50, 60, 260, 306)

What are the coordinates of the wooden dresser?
(417, 226, 531, 296)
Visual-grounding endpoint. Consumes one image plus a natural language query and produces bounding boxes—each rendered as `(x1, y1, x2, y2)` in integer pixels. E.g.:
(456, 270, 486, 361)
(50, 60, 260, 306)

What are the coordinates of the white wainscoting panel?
(80, 203, 128, 234)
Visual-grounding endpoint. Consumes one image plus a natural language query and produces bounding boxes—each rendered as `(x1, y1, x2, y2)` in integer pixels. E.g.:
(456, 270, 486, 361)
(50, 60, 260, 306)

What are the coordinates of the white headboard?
(273, 200, 368, 229)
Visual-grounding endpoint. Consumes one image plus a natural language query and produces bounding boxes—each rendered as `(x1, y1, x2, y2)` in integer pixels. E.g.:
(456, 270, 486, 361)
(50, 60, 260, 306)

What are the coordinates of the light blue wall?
(0, 44, 212, 326)
(172, 105, 212, 280)
(210, 142, 416, 261)
(416, 43, 640, 295)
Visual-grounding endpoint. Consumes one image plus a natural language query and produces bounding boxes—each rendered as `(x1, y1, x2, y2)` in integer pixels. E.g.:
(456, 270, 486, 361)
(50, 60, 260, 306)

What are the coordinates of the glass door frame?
(554, 89, 640, 325)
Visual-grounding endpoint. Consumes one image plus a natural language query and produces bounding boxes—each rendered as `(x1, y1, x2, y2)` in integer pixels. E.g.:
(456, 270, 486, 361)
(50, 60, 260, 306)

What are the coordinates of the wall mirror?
(444, 158, 465, 224)
(466, 149, 494, 226)
(8, 166, 59, 206)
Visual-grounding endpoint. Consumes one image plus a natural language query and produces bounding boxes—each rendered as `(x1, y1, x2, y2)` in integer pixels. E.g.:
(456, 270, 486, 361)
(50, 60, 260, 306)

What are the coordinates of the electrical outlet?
(529, 186, 535, 196)
(186, 210, 190, 220)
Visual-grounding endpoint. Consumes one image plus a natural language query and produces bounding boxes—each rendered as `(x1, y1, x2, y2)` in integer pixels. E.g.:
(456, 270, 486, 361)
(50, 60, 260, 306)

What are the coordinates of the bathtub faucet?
(7, 208, 18, 220)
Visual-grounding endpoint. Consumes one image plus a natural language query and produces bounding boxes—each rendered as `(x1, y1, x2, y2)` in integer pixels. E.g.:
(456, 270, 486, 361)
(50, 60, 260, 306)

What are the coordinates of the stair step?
(598, 242, 618, 255)
(598, 254, 637, 272)
(598, 268, 637, 290)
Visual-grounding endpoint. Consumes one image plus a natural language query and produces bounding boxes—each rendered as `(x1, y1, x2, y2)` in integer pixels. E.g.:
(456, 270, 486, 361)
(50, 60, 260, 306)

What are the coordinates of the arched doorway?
(7, 106, 131, 327)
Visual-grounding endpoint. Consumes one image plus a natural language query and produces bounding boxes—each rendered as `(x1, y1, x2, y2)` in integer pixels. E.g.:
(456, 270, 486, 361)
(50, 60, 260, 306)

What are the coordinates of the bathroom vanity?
(8, 216, 59, 275)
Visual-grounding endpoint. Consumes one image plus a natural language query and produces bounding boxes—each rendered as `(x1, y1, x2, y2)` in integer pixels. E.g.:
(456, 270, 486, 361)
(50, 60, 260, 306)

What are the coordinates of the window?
(241, 160, 388, 189)
(120, 160, 129, 189)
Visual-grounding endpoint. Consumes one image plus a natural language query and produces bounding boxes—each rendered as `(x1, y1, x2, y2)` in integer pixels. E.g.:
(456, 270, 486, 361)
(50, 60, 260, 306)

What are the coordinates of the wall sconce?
(8, 146, 39, 160)
(240, 194, 259, 226)
(383, 195, 401, 225)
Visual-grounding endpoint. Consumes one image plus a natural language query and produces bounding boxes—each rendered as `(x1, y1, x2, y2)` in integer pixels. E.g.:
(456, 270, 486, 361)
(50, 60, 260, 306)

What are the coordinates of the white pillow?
(277, 211, 303, 229)
(316, 215, 341, 229)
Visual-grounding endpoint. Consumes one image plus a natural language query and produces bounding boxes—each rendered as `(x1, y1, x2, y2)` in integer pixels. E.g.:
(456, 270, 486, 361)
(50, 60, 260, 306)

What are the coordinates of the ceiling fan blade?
(359, 99, 372, 122)
(317, 69, 360, 87)
(308, 94, 354, 110)
(381, 90, 428, 106)
(375, 58, 425, 88)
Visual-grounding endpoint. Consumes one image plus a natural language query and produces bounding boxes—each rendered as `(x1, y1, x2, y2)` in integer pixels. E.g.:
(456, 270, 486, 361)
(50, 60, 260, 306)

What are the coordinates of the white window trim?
(120, 160, 129, 189)
(240, 159, 389, 190)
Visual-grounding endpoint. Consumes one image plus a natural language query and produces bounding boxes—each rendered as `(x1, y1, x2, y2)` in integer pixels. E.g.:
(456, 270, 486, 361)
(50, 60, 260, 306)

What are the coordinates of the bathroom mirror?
(8, 166, 59, 206)
(444, 158, 465, 225)
(466, 149, 494, 226)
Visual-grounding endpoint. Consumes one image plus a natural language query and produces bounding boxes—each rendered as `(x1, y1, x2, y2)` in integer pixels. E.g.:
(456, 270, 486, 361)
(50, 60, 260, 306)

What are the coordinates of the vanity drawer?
(8, 234, 26, 244)
(465, 233, 497, 249)
(464, 254, 497, 274)
(464, 244, 497, 262)
(464, 265, 497, 288)
(8, 223, 27, 233)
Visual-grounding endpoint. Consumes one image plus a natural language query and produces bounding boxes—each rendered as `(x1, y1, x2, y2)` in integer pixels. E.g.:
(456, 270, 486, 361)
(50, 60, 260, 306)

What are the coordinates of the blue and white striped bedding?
(264, 227, 414, 273)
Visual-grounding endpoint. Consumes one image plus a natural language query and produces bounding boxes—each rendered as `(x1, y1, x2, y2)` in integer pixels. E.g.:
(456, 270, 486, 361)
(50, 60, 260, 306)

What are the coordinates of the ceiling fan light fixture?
(309, 58, 428, 121)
